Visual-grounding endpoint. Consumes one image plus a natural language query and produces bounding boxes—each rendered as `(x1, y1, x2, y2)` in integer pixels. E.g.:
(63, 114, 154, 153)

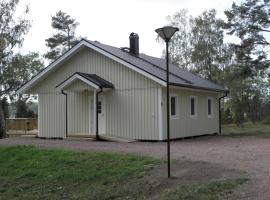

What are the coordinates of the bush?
(263, 114, 270, 124)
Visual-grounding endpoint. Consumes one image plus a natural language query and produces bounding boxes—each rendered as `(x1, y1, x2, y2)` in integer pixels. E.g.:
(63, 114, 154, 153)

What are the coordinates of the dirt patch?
(142, 160, 248, 199)
(147, 160, 246, 182)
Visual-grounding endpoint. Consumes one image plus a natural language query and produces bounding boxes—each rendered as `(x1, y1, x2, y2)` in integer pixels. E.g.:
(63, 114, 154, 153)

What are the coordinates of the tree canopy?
(190, 9, 229, 81)
(164, 9, 231, 82)
(44, 10, 80, 61)
(6, 52, 44, 101)
(0, 0, 32, 137)
(224, 0, 270, 75)
(164, 9, 193, 70)
(162, 4, 270, 126)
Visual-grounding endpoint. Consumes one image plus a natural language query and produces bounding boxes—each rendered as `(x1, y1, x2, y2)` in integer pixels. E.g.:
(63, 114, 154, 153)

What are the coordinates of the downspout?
(96, 87, 103, 141)
(219, 91, 228, 134)
(61, 90, 68, 138)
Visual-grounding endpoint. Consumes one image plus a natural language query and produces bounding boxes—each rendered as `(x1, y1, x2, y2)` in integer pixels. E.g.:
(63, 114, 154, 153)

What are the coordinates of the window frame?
(207, 97, 214, 118)
(190, 95, 197, 119)
(170, 94, 179, 119)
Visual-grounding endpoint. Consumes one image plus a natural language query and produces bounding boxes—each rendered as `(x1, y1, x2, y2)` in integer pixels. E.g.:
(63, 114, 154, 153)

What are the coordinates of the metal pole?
(219, 98, 221, 134)
(166, 41, 171, 178)
(219, 92, 228, 135)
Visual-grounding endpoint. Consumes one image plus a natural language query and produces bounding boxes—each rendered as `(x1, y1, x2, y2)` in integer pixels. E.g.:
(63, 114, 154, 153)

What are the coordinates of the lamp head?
(155, 26, 179, 42)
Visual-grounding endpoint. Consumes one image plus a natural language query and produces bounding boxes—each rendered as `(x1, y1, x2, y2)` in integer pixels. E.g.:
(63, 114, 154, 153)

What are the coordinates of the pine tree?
(224, 0, 270, 74)
(44, 11, 80, 61)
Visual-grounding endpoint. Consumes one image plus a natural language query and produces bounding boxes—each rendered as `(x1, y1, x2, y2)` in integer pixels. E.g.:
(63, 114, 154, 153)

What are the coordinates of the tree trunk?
(0, 99, 6, 139)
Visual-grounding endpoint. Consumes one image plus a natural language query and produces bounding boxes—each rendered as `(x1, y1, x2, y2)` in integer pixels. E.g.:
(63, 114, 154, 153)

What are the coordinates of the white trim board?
(170, 85, 223, 94)
(56, 74, 100, 91)
(17, 40, 166, 94)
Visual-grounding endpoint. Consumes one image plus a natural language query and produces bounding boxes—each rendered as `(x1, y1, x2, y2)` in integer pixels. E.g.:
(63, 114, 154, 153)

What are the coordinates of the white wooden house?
(18, 33, 227, 140)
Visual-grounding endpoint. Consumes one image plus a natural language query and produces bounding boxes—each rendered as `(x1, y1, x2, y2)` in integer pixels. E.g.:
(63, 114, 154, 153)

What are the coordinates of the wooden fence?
(6, 118, 38, 136)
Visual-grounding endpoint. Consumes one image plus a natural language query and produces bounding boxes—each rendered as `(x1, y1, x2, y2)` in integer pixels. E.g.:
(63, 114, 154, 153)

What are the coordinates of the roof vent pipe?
(129, 33, 139, 56)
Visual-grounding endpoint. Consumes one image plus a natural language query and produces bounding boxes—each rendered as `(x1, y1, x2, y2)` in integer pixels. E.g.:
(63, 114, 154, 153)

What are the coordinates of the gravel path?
(0, 135, 269, 199)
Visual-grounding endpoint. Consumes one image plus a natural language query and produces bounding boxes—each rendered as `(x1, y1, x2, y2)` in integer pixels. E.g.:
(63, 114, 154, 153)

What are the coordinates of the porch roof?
(56, 72, 114, 90)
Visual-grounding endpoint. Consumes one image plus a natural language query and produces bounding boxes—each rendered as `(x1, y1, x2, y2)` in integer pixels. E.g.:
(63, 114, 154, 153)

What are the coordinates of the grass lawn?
(0, 146, 247, 200)
(222, 122, 270, 138)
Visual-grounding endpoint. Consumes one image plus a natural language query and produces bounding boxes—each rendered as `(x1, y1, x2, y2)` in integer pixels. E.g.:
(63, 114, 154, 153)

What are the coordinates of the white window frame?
(190, 95, 197, 119)
(207, 97, 214, 118)
(170, 94, 179, 119)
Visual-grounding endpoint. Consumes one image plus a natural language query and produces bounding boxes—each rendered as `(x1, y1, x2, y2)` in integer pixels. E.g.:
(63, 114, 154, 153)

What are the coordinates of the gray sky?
(19, 0, 236, 58)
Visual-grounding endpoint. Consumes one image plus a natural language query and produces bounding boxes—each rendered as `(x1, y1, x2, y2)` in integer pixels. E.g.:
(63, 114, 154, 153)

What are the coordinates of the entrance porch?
(56, 72, 113, 139)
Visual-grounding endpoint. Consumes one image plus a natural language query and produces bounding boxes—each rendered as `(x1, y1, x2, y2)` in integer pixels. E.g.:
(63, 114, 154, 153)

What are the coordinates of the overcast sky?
(19, 0, 238, 59)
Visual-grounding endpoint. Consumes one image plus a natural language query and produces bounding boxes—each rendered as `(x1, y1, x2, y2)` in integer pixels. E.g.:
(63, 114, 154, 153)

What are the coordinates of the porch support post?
(61, 90, 68, 138)
(89, 92, 92, 134)
(93, 91, 97, 136)
(96, 88, 103, 141)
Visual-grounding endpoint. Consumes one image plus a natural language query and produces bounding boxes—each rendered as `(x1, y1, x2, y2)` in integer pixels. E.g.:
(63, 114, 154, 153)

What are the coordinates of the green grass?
(0, 145, 159, 199)
(0, 146, 247, 199)
(222, 121, 270, 138)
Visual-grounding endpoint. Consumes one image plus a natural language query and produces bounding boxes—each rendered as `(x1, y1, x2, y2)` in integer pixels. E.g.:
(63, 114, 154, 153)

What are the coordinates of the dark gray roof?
(56, 72, 114, 89)
(76, 72, 114, 88)
(84, 39, 226, 92)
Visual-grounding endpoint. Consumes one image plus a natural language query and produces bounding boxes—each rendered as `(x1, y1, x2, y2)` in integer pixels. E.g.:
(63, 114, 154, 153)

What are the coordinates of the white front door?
(97, 95, 106, 134)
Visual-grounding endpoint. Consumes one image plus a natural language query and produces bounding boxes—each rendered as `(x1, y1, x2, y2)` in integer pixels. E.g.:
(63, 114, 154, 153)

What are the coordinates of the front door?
(97, 95, 106, 134)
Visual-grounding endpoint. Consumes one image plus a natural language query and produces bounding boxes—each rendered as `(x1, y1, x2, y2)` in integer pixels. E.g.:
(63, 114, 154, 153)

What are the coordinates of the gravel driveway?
(0, 135, 269, 199)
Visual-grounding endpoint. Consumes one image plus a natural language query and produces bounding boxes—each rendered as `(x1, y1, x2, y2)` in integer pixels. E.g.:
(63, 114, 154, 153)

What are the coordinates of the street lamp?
(155, 26, 179, 178)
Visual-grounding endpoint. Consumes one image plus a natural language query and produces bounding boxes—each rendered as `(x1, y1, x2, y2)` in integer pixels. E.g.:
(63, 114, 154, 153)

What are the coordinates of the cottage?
(18, 33, 227, 141)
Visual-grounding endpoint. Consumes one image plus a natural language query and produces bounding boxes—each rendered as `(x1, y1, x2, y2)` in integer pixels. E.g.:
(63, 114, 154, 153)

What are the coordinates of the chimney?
(129, 33, 139, 56)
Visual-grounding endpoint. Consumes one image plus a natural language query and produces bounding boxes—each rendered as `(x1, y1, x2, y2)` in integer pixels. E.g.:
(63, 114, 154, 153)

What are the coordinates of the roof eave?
(169, 82, 228, 93)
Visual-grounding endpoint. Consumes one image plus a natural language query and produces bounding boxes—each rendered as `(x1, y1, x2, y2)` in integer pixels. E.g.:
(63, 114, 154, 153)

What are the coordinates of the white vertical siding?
(64, 79, 93, 92)
(106, 87, 159, 140)
(32, 48, 160, 139)
(161, 88, 219, 139)
(38, 93, 66, 138)
(67, 91, 90, 135)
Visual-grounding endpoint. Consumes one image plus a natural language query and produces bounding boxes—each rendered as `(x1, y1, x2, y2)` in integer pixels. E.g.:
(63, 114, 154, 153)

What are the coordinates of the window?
(207, 97, 213, 117)
(170, 95, 178, 118)
(171, 96, 176, 116)
(190, 96, 197, 117)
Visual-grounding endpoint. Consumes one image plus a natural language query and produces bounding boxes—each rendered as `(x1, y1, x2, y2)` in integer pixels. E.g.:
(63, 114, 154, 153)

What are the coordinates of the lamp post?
(155, 26, 179, 178)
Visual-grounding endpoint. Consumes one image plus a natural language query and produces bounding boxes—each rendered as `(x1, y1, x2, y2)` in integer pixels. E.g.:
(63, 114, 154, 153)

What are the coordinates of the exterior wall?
(161, 88, 219, 139)
(38, 93, 66, 138)
(106, 87, 159, 140)
(64, 79, 93, 92)
(29, 47, 160, 139)
(67, 91, 91, 135)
